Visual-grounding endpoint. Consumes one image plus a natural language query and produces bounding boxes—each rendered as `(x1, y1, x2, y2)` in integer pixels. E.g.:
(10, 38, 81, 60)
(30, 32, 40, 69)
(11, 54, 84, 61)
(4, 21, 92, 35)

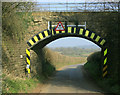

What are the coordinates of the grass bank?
(84, 52, 120, 94)
(2, 73, 46, 93)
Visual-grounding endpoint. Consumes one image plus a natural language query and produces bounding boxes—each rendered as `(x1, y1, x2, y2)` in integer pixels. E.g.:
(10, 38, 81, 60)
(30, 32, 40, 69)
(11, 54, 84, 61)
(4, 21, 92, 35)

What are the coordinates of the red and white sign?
(55, 21, 65, 31)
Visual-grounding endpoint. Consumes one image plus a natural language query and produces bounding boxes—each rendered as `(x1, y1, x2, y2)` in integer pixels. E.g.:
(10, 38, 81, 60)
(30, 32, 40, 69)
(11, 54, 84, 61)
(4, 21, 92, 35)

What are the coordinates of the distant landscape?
(49, 45, 101, 57)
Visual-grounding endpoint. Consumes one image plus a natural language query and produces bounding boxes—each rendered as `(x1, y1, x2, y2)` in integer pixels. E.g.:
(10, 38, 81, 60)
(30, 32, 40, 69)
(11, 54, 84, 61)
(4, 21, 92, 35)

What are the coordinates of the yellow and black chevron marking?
(27, 27, 106, 48)
(103, 48, 108, 78)
(26, 49, 30, 74)
(26, 49, 30, 65)
(27, 26, 107, 77)
(27, 30, 50, 47)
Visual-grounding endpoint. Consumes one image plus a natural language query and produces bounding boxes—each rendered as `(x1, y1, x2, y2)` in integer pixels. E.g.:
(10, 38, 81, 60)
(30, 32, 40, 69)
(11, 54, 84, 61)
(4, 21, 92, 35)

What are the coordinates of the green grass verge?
(2, 74, 46, 93)
(84, 52, 120, 94)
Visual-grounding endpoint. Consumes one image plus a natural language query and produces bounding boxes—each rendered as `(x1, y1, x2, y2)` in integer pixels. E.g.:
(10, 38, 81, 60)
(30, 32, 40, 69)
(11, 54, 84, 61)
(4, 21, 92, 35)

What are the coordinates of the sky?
(47, 37, 100, 48)
(2, 0, 119, 2)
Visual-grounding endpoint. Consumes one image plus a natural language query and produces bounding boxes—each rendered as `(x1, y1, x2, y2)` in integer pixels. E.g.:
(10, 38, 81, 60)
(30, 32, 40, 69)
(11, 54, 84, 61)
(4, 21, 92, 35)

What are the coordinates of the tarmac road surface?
(40, 64, 107, 94)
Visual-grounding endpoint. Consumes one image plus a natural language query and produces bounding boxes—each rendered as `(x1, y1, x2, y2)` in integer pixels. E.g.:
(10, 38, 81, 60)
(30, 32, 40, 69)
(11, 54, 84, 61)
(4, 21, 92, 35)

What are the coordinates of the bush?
(84, 51, 102, 79)
(84, 51, 120, 94)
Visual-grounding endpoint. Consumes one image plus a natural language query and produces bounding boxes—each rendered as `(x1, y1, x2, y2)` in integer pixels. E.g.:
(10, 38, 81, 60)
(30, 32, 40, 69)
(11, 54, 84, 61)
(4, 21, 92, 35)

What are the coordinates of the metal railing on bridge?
(17, 2, 119, 12)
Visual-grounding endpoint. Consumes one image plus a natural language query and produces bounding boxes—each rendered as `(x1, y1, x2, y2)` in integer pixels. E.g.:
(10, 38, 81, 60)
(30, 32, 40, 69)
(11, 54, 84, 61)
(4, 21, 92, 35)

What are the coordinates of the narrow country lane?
(38, 64, 107, 94)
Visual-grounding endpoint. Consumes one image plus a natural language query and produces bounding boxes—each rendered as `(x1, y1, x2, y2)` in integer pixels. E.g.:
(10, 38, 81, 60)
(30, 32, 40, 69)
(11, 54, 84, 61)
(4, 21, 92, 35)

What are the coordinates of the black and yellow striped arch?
(27, 27, 106, 48)
(26, 27, 108, 77)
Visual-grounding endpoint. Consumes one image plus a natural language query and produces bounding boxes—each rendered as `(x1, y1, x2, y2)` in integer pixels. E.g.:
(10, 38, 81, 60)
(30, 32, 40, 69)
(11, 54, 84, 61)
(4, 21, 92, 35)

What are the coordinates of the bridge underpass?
(25, 25, 108, 93)
(26, 25, 108, 77)
(26, 25, 108, 93)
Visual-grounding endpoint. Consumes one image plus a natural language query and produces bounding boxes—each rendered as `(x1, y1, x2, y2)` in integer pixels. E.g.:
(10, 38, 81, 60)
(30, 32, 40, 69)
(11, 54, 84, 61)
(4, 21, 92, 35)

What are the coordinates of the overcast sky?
(47, 37, 100, 48)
